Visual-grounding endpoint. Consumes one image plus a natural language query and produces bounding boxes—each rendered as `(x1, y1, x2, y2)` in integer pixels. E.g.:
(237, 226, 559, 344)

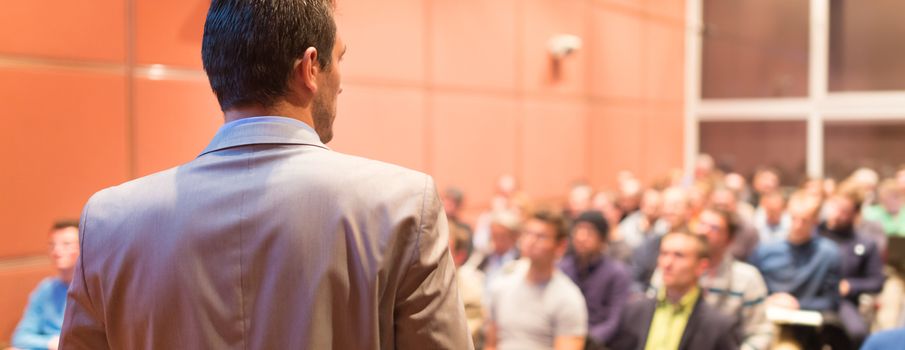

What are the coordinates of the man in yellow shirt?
(610, 231, 739, 350)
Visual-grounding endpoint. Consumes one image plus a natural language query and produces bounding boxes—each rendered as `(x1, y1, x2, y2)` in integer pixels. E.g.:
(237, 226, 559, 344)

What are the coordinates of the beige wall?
(0, 0, 685, 343)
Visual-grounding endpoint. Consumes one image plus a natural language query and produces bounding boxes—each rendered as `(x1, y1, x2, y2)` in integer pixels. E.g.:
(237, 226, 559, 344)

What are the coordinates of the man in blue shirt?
(12, 220, 80, 350)
(749, 191, 844, 348)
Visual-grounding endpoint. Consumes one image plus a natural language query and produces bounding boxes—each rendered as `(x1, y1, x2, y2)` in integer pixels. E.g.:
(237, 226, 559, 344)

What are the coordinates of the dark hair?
(444, 187, 465, 207)
(573, 210, 609, 241)
(202, 0, 337, 111)
(701, 206, 739, 239)
(531, 210, 568, 242)
(51, 219, 79, 231)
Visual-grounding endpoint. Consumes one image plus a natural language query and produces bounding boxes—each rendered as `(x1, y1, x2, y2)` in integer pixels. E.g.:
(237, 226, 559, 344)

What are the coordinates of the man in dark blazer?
(58, 1, 472, 349)
(610, 231, 739, 350)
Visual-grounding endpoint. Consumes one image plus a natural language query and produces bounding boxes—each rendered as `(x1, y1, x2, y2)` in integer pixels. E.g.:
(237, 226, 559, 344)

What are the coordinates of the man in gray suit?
(59, 0, 472, 349)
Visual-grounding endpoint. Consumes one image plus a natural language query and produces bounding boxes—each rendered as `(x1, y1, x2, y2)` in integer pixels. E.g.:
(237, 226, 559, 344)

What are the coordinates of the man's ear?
(296, 47, 320, 93)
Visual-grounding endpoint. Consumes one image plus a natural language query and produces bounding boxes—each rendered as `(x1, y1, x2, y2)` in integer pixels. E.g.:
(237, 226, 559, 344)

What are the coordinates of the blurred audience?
(754, 191, 791, 244)
(631, 186, 690, 290)
(651, 208, 771, 350)
(610, 231, 739, 350)
(750, 191, 841, 312)
(863, 179, 905, 236)
(618, 189, 662, 251)
(438, 157, 905, 350)
(463, 210, 521, 291)
(710, 186, 760, 261)
(558, 211, 631, 349)
(443, 186, 474, 265)
(818, 190, 884, 346)
(484, 211, 587, 350)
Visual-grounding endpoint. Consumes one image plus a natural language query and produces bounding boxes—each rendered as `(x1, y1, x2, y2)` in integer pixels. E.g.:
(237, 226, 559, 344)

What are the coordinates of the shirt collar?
(199, 116, 328, 157)
(657, 285, 700, 311)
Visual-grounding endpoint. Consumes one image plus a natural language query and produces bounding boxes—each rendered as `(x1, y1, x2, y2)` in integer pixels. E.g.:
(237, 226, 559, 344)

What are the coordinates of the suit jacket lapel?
(637, 298, 657, 350)
(678, 295, 703, 350)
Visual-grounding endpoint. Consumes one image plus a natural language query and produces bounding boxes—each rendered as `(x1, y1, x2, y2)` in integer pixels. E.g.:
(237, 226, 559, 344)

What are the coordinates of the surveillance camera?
(548, 34, 582, 59)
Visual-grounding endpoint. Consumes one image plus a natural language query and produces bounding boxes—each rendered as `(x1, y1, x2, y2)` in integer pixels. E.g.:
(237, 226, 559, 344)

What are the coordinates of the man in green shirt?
(610, 231, 739, 350)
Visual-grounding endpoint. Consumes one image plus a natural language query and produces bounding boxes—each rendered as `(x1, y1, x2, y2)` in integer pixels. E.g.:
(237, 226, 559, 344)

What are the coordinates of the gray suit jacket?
(60, 117, 473, 349)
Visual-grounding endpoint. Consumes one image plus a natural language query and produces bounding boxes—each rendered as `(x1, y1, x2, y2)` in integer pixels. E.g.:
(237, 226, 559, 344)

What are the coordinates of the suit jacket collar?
(677, 294, 706, 350)
(199, 116, 329, 157)
(636, 297, 657, 349)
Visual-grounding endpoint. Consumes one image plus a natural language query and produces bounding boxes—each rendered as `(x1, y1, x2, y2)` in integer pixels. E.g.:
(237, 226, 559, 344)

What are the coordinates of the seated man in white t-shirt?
(484, 211, 587, 350)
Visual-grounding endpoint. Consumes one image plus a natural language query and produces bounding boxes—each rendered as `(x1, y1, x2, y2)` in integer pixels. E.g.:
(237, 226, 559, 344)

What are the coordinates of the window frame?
(685, 0, 905, 179)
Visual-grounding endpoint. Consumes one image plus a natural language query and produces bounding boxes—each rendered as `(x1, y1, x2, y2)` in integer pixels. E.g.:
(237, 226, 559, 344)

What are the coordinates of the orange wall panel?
(0, 264, 56, 344)
(589, 104, 645, 189)
(332, 84, 426, 172)
(643, 109, 684, 182)
(645, 22, 685, 102)
(430, 0, 519, 90)
(133, 77, 222, 177)
(430, 93, 519, 207)
(644, 0, 686, 21)
(0, 1, 125, 62)
(0, 67, 129, 258)
(589, 7, 645, 99)
(337, 0, 426, 83)
(521, 99, 589, 199)
(134, 0, 208, 68)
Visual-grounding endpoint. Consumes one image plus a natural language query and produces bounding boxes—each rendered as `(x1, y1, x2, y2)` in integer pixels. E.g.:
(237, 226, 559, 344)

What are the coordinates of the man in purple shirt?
(559, 210, 632, 349)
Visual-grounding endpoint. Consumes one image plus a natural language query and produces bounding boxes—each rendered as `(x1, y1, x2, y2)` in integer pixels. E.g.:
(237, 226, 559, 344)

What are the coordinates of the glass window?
(701, 0, 809, 98)
(699, 120, 807, 186)
(824, 120, 905, 180)
(829, 0, 905, 91)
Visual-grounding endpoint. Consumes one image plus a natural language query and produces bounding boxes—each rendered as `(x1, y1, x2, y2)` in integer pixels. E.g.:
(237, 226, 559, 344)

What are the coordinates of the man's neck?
(707, 250, 725, 273)
(60, 269, 74, 285)
(223, 102, 314, 127)
(578, 251, 603, 268)
(526, 261, 554, 284)
(665, 284, 695, 304)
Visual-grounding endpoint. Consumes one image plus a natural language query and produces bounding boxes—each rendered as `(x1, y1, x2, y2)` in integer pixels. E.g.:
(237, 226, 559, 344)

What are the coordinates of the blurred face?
(640, 190, 662, 219)
(661, 190, 690, 230)
(312, 33, 346, 144)
(568, 186, 593, 215)
(49, 227, 79, 272)
(694, 210, 729, 256)
(788, 197, 819, 244)
(881, 190, 902, 213)
(490, 223, 516, 255)
(571, 222, 604, 258)
(497, 175, 517, 196)
(710, 190, 737, 212)
(521, 218, 563, 267)
(725, 173, 746, 193)
(695, 156, 714, 179)
(761, 195, 785, 224)
(825, 196, 856, 230)
(754, 172, 779, 194)
(592, 193, 623, 226)
(659, 234, 708, 291)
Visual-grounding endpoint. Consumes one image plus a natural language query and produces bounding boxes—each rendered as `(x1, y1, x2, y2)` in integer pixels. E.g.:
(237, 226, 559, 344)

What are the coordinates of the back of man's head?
(202, 0, 337, 111)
